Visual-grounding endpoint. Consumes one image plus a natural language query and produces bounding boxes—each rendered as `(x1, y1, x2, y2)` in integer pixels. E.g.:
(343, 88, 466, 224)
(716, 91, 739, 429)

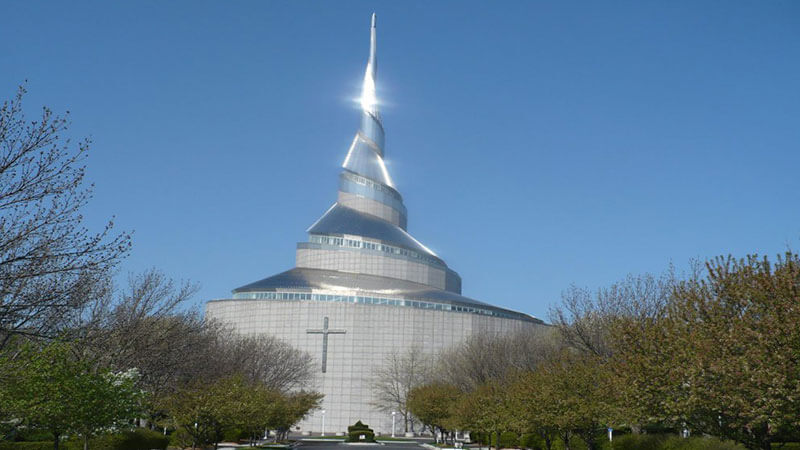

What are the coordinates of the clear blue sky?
(2, 1, 798, 320)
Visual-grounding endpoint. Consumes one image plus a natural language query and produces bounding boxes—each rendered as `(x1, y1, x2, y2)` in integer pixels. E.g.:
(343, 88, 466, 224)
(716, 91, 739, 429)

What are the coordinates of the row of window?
(309, 234, 442, 266)
(339, 173, 407, 215)
(342, 171, 401, 201)
(231, 290, 521, 320)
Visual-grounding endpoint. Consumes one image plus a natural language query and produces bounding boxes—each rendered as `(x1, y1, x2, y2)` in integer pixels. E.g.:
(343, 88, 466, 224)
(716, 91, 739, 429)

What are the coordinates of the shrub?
(661, 435, 744, 450)
(10, 430, 54, 443)
(607, 434, 745, 450)
(0, 443, 57, 450)
(168, 428, 194, 449)
(611, 434, 668, 450)
(119, 428, 169, 450)
(520, 433, 544, 449)
(499, 432, 520, 448)
(471, 432, 489, 445)
(0, 429, 167, 450)
(346, 421, 375, 443)
(0, 443, 86, 450)
(86, 428, 169, 450)
(222, 427, 249, 443)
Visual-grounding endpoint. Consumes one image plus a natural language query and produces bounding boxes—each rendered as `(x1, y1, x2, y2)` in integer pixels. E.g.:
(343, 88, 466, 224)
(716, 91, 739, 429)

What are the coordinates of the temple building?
(206, 14, 543, 434)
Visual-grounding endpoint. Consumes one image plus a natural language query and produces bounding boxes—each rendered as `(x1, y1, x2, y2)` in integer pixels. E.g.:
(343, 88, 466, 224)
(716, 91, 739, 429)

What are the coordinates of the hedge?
(611, 434, 744, 450)
(90, 428, 169, 450)
(0, 428, 168, 450)
(0, 443, 65, 450)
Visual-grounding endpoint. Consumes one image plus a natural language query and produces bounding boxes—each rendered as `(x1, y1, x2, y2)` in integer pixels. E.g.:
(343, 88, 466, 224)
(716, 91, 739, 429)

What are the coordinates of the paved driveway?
(298, 441, 423, 450)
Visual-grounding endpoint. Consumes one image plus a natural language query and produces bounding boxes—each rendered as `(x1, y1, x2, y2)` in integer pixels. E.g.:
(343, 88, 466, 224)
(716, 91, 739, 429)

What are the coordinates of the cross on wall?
(306, 316, 346, 373)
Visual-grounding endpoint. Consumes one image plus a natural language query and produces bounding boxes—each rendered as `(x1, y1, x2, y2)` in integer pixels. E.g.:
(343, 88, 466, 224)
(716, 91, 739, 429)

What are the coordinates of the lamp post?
(321, 410, 326, 437)
(391, 411, 396, 438)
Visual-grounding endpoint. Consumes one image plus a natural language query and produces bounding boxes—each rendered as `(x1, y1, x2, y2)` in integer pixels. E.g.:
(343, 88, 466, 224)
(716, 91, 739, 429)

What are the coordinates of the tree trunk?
(53, 432, 60, 450)
(83, 434, 89, 450)
(561, 431, 571, 450)
(758, 422, 772, 450)
(581, 431, 596, 450)
(540, 431, 552, 450)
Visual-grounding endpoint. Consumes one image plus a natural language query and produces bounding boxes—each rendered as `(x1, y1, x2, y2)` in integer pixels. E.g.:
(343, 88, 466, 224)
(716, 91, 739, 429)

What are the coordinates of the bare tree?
(67, 269, 209, 395)
(549, 270, 680, 358)
(369, 345, 433, 433)
(63, 268, 315, 397)
(435, 327, 560, 392)
(207, 330, 316, 393)
(0, 86, 130, 348)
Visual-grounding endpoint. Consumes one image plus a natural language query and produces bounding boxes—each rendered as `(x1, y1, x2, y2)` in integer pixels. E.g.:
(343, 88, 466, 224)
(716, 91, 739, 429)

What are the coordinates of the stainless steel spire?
(360, 13, 378, 116)
(342, 13, 393, 188)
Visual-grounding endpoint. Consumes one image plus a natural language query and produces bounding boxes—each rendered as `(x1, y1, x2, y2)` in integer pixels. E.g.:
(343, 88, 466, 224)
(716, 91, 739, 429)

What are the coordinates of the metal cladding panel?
(307, 204, 440, 262)
(295, 246, 446, 290)
(342, 136, 393, 188)
(339, 171, 408, 216)
(445, 268, 462, 294)
(337, 191, 407, 229)
(338, 172, 406, 214)
(360, 112, 385, 153)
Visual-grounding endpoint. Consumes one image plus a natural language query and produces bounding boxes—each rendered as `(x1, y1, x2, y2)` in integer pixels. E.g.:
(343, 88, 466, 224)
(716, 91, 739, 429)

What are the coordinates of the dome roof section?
(307, 204, 444, 265)
(232, 267, 540, 324)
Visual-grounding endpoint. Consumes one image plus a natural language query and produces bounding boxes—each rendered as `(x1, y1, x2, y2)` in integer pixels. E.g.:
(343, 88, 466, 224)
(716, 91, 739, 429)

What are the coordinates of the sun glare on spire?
(360, 71, 378, 114)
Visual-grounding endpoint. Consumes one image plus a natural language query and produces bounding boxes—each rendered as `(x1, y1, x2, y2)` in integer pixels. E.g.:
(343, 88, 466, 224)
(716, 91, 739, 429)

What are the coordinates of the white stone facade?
(205, 299, 539, 434)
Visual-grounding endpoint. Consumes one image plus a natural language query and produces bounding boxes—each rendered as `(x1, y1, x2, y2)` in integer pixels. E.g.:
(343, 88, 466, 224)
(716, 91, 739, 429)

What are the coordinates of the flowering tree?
(0, 341, 143, 450)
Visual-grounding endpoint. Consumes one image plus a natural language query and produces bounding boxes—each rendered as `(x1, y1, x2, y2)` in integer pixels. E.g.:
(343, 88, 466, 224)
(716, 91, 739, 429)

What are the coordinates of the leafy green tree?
(407, 383, 460, 442)
(454, 381, 513, 450)
(526, 353, 619, 450)
(71, 368, 142, 450)
(164, 375, 321, 448)
(612, 252, 800, 449)
(668, 254, 800, 449)
(611, 304, 691, 432)
(0, 341, 143, 450)
(506, 372, 557, 450)
(235, 384, 282, 445)
(164, 375, 245, 449)
(238, 387, 322, 443)
(269, 391, 322, 441)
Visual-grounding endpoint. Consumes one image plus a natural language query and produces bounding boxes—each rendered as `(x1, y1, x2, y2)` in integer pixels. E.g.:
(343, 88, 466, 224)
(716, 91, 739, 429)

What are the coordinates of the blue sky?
(2, 1, 798, 320)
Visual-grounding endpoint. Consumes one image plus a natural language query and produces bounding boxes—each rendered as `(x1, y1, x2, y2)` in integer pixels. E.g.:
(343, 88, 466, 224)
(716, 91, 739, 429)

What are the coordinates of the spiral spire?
(342, 13, 393, 188)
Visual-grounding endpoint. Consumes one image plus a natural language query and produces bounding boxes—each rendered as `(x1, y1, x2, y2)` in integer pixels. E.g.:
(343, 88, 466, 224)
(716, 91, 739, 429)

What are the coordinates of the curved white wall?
(205, 299, 541, 434)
